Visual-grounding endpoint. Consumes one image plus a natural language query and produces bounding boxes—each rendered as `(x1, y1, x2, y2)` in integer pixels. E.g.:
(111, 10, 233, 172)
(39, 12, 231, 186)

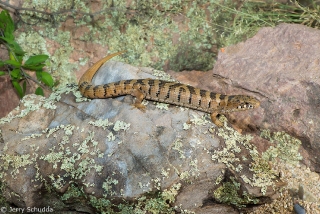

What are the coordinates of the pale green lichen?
(215, 173, 224, 185)
(48, 174, 65, 190)
(179, 171, 191, 180)
(23, 0, 74, 14)
(212, 124, 277, 196)
(152, 69, 175, 81)
(182, 122, 191, 130)
(190, 114, 209, 126)
(155, 102, 169, 110)
(106, 132, 115, 142)
(175, 207, 196, 214)
(138, 181, 152, 191)
(241, 153, 277, 195)
(0, 84, 87, 126)
(113, 120, 130, 131)
(102, 177, 119, 197)
(0, 95, 45, 125)
(45, 125, 62, 138)
(79, 131, 99, 154)
(16, 31, 50, 61)
(0, 154, 33, 178)
(212, 147, 240, 169)
(61, 183, 85, 201)
(21, 133, 43, 141)
(41, 151, 64, 169)
(188, 158, 200, 178)
(261, 129, 303, 164)
(152, 177, 162, 191)
(88, 119, 113, 130)
(161, 168, 171, 179)
(161, 183, 181, 204)
(169, 137, 203, 181)
(63, 124, 75, 136)
(78, 57, 88, 66)
(172, 139, 185, 159)
(29, 127, 105, 192)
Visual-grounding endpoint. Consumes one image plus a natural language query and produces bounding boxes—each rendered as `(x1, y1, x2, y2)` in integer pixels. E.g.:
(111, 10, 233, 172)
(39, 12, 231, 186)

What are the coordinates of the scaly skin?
(79, 52, 260, 127)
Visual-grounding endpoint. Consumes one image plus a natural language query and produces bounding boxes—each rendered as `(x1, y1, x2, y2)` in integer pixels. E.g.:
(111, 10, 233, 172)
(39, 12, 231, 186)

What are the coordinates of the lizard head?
(222, 95, 260, 113)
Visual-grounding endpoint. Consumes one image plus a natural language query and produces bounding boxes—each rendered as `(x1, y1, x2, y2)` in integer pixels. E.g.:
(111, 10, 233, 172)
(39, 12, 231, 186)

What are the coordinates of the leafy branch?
(0, 10, 54, 98)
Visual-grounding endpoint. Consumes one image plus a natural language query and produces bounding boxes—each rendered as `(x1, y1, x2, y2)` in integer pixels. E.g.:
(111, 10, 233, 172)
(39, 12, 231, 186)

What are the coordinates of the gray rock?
(294, 203, 306, 214)
(0, 58, 278, 213)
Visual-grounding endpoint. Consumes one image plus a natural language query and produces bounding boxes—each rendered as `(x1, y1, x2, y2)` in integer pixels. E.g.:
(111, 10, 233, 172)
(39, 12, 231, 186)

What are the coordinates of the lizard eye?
(244, 102, 253, 109)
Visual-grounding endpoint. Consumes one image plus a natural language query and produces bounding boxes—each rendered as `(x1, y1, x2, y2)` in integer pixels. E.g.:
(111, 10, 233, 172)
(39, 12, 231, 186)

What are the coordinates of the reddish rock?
(170, 23, 320, 172)
(0, 75, 20, 118)
(214, 23, 320, 172)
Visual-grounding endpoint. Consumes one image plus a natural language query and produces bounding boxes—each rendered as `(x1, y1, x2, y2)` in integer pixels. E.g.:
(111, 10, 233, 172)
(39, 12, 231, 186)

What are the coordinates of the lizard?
(78, 51, 260, 127)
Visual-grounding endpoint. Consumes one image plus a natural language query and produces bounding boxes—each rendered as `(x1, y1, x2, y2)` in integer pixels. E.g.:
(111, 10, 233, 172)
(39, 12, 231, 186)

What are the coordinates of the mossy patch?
(214, 177, 259, 208)
(61, 183, 181, 214)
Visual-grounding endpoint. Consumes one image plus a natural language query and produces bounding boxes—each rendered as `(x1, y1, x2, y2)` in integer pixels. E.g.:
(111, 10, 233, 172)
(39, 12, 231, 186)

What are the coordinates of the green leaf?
(4, 12, 14, 35)
(11, 41, 25, 57)
(35, 87, 44, 96)
(16, 55, 24, 64)
(12, 80, 24, 98)
(22, 80, 27, 94)
(0, 11, 6, 29)
(4, 10, 13, 28)
(36, 71, 54, 87)
(5, 24, 14, 40)
(24, 55, 49, 66)
(10, 68, 21, 79)
(0, 36, 14, 45)
(0, 71, 6, 76)
(4, 59, 21, 67)
(0, 10, 14, 33)
(22, 64, 46, 71)
(0, 61, 4, 67)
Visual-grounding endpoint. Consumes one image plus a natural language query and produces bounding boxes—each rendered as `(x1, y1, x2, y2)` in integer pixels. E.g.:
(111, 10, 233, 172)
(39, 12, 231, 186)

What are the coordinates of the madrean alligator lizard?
(79, 51, 260, 127)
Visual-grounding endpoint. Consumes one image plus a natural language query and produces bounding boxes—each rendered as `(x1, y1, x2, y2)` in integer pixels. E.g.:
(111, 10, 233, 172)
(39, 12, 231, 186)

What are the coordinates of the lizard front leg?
(131, 89, 146, 111)
(210, 112, 223, 127)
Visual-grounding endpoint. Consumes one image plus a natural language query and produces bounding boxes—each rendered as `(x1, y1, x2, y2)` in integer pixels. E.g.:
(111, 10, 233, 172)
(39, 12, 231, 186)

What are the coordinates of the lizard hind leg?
(131, 89, 146, 112)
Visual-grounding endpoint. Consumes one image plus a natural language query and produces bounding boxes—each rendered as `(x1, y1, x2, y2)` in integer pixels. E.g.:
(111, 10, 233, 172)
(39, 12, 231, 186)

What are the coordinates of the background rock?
(170, 23, 320, 172)
(0, 75, 20, 118)
(214, 23, 320, 173)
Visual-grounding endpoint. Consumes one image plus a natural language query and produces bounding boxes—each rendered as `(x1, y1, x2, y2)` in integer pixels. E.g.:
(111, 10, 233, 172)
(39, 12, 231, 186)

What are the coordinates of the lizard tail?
(79, 51, 126, 85)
